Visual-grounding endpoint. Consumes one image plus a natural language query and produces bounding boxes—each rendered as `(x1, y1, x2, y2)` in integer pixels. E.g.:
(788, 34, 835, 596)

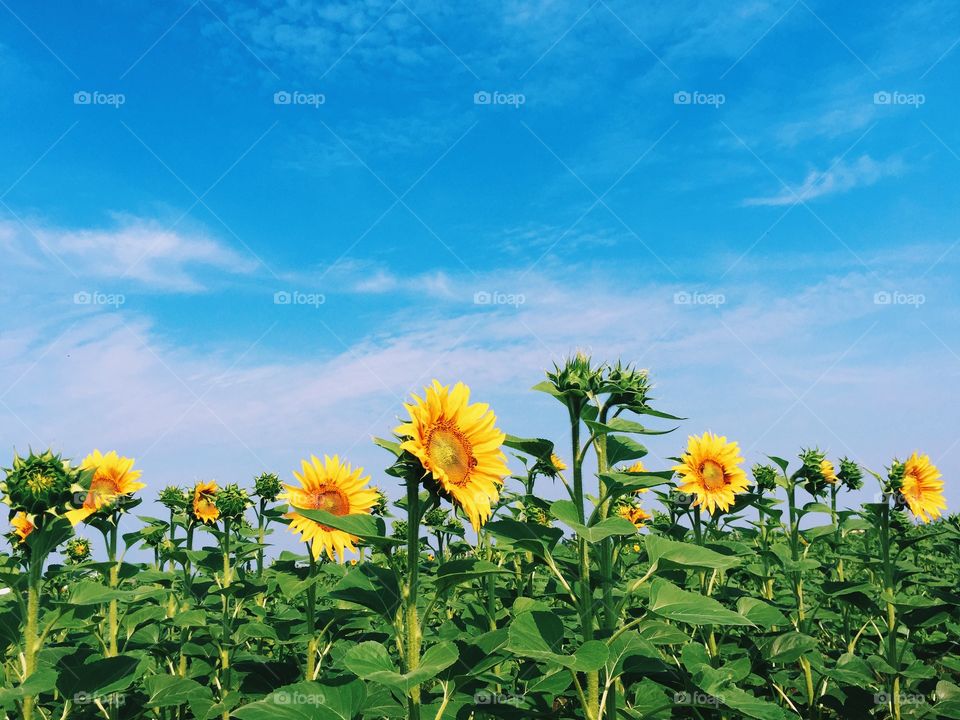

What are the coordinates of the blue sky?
(1, 0, 959, 550)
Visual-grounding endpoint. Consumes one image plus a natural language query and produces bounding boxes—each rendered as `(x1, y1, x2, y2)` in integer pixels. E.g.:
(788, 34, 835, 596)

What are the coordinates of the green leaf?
(585, 418, 677, 437)
(25, 517, 73, 565)
(290, 510, 400, 549)
(606, 435, 648, 466)
(143, 675, 212, 708)
(767, 632, 818, 663)
(485, 519, 563, 554)
(343, 641, 458, 694)
(56, 654, 146, 698)
(234, 681, 366, 720)
(329, 564, 401, 620)
(506, 610, 609, 670)
(551, 500, 637, 542)
(736, 598, 788, 629)
(645, 535, 740, 571)
(503, 435, 554, 461)
(434, 559, 511, 595)
(647, 579, 753, 627)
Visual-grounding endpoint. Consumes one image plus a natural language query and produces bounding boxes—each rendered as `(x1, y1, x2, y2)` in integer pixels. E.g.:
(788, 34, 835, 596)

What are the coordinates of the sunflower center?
(27, 473, 53, 494)
(700, 460, 727, 490)
(427, 424, 475, 486)
(88, 474, 121, 505)
(310, 487, 349, 516)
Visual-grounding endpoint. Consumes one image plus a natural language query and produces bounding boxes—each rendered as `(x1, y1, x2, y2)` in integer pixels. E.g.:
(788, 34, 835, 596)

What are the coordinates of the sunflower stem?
(569, 400, 599, 720)
(220, 518, 233, 720)
(107, 516, 120, 658)
(305, 544, 318, 681)
(22, 558, 41, 720)
(405, 476, 422, 720)
(879, 501, 901, 720)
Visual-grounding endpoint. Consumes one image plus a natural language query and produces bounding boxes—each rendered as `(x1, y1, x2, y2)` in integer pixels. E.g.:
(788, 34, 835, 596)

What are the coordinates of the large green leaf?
(503, 435, 554, 460)
(143, 675, 212, 708)
(551, 500, 637, 542)
(343, 641, 458, 694)
(290, 510, 400, 549)
(329, 564, 401, 620)
(647, 579, 753, 627)
(234, 681, 366, 720)
(506, 610, 609, 671)
(645, 535, 740, 571)
(585, 417, 677, 436)
(606, 435, 648, 466)
(434, 558, 510, 595)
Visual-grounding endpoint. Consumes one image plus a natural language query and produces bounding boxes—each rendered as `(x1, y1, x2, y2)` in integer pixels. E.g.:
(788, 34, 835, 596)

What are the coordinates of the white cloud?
(0, 214, 258, 291)
(743, 154, 905, 207)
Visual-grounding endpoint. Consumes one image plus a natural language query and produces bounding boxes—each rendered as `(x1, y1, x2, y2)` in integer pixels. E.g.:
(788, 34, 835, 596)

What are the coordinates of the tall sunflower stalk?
(215, 484, 251, 719)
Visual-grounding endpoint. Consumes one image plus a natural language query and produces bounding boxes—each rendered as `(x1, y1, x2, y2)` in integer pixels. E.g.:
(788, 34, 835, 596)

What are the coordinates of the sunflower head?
(546, 352, 601, 403)
(254, 472, 282, 502)
(280, 454, 378, 562)
(216, 484, 251, 521)
(617, 502, 652, 530)
(837, 458, 863, 491)
(672, 432, 749, 515)
(897, 452, 947, 523)
(395, 380, 509, 531)
(192, 481, 220, 524)
(549, 453, 567, 472)
(10, 511, 35, 545)
(602, 361, 651, 410)
(65, 536, 92, 564)
(159, 485, 189, 511)
(66, 450, 145, 526)
(752, 463, 778, 493)
(3, 449, 76, 515)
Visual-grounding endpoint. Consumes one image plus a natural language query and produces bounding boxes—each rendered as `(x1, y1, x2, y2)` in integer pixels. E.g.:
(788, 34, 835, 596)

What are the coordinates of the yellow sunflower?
(618, 504, 652, 530)
(66, 450, 145, 525)
(626, 460, 649, 493)
(550, 453, 567, 472)
(820, 459, 838, 484)
(280, 454, 378, 562)
(395, 380, 509, 531)
(900, 452, 946, 523)
(673, 432, 749, 514)
(11, 512, 34, 544)
(192, 481, 220, 524)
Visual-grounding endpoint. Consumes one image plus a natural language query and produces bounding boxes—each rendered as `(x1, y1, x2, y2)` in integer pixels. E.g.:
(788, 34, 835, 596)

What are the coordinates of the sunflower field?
(2, 356, 958, 720)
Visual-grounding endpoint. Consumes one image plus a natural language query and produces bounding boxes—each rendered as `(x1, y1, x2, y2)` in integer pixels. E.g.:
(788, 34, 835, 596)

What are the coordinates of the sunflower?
(900, 452, 947, 523)
(550, 453, 567, 472)
(618, 504, 652, 530)
(820, 459, 838, 484)
(11, 511, 34, 544)
(192, 481, 219, 524)
(395, 380, 509, 531)
(672, 432, 749, 514)
(66, 450, 145, 525)
(626, 460, 649, 493)
(281, 454, 378, 562)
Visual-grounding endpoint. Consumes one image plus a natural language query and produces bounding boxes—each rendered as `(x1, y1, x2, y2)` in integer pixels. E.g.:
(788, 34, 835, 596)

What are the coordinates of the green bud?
(253, 472, 282, 502)
(215, 483, 251, 521)
(2, 449, 78, 515)
(752, 464, 778, 492)
(65, 537, 92, 564)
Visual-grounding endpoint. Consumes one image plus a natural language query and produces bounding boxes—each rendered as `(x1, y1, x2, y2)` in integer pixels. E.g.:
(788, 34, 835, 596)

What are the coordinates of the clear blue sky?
(1, 1, 958, 551)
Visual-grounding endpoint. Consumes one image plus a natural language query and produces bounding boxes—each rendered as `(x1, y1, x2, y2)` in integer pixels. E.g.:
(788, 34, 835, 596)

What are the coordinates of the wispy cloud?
(0, 214, 257, 291)
(743, 154, 904, 207)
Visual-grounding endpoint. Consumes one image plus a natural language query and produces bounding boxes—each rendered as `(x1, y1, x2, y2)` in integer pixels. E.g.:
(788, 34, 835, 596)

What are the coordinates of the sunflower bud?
(546, 352, 601, 402)
(392, 519, 408, 539)
(522, 505, 550, 526)
(65, 536, 92, 564)
(142, 524, 166, 547)
(798, 448, 831, 496)
(836, 458, 862, 491)
(159, 485, 189, 511)
(371, 488, 389, 516)
(603, 362, 651, 410)
(215, 484, 251, 521)
(424, 507, 448, 528)
(2, 449, 77, 516)
(887, 461, 906, 495)
(253, 472, 282, 502)
(752, 464, 778, 493)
